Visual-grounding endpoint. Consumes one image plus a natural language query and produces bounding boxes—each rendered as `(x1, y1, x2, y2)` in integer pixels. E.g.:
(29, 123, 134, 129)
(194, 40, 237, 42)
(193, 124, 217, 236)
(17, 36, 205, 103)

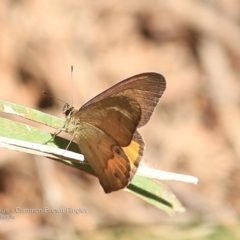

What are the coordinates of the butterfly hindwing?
(122, 131, 144, 177)
(73, 123, 131, 193)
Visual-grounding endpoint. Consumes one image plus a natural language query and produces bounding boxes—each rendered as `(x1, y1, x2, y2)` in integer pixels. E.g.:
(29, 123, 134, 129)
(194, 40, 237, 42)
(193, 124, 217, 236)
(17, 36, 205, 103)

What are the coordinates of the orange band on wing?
(122, 131, 144, 176)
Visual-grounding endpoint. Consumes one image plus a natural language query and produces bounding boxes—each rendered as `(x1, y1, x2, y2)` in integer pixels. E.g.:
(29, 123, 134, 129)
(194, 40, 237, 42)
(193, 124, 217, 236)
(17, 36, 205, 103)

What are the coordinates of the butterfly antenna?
(71, 65, 74, 106)
(42, 91, 66, 104)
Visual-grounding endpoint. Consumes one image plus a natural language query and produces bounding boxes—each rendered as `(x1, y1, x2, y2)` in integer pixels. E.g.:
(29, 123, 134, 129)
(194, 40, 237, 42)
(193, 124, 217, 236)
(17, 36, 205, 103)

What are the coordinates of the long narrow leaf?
(0, 100, 184, 214)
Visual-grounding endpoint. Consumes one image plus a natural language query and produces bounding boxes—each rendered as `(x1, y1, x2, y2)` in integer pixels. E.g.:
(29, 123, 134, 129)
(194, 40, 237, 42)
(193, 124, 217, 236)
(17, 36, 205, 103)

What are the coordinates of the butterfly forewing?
(81, 73, 166, 127)
(67, 96, 141, 147)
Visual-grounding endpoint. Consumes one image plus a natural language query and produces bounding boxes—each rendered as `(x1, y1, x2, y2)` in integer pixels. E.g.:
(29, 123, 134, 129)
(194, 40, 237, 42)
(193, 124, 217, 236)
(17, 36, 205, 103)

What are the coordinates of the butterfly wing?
(122, 131, 144, 176)
(65, 96, 144, 193)
(74, 124, 143, 193)
(81, 73, 166, 128)
(72, 96, 141, 147)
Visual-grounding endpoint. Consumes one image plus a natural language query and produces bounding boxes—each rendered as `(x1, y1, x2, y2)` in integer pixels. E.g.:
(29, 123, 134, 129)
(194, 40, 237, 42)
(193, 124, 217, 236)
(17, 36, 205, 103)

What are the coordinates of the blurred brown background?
(0, 0, 240, 239)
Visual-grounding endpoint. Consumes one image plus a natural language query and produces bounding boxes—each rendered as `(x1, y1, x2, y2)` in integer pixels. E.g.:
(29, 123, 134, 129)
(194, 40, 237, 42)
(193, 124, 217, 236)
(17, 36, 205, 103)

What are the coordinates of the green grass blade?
(0, 99, 184, 214)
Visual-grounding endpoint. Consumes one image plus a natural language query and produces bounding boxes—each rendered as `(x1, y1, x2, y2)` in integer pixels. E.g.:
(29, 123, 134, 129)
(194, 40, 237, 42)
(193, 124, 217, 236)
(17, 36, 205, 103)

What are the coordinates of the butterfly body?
(63, 73, 166, 193)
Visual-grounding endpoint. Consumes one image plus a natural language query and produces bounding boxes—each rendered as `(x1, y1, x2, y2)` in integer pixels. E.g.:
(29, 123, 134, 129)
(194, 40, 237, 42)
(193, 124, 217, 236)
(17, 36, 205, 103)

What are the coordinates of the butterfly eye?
(63, 107, 75, 117)
(65, 109, 72, 116)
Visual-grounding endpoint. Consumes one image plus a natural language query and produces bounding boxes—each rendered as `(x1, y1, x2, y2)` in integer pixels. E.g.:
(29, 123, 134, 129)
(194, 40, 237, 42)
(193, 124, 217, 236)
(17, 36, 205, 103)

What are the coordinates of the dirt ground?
(0, 0, 240, 239)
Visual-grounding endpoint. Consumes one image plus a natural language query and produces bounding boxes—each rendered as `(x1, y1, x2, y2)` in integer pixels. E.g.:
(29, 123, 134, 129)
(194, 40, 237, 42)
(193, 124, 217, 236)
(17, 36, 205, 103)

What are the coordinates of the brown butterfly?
(62, 73, 166, 193)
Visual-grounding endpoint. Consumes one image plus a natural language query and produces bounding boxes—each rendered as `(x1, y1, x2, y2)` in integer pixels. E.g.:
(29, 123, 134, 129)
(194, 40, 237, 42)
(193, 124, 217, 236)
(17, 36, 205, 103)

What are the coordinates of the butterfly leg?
(44, 127, 65, 144)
